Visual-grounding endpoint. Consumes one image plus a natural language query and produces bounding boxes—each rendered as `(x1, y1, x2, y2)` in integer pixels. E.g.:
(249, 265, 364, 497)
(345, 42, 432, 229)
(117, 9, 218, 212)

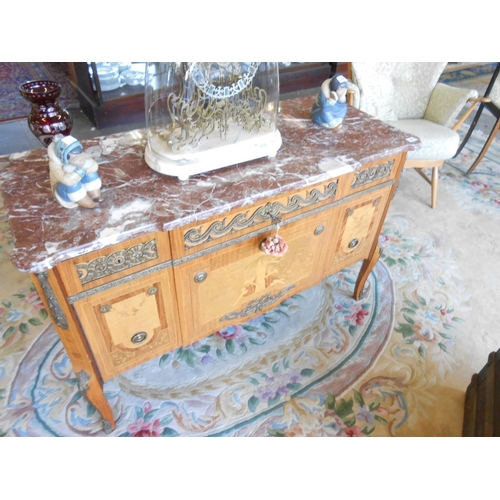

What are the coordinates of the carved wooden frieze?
(351, 160, 395, 189)
(75, 239, 158, 285)
(184, 182, 338, 249)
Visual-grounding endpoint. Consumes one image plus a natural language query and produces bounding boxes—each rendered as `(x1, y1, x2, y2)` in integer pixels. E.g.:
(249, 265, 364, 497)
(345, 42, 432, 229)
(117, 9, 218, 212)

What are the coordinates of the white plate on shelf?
(121, 70, 145, 86)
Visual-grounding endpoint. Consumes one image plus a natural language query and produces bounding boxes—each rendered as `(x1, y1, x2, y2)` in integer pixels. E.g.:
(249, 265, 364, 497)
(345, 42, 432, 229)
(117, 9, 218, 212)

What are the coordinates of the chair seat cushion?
(387, 119, 459, 161)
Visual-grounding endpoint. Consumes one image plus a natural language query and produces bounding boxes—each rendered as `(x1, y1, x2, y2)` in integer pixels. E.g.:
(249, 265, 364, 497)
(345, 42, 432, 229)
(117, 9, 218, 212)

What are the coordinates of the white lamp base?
(145, 130, 282, 181)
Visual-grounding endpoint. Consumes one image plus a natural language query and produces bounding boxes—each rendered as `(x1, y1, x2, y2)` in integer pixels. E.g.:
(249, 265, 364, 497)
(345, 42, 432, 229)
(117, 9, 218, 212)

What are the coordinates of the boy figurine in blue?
(311, 74, 349, 130)
(47, 134, 102, 209)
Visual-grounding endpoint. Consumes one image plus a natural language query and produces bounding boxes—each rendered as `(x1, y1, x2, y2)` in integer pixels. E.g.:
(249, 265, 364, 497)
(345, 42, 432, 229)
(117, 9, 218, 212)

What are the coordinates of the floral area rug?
(0, 62, 79, 122)
(440, 131, 500, 218)
(1, 190, 476, 438)
(439, 62, 498, 84)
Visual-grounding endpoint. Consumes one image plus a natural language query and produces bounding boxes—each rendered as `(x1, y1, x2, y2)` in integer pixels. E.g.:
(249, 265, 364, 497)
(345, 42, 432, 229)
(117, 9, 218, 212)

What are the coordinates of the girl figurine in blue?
(47, 134, 102, 209)
(311, 74, 349, 130)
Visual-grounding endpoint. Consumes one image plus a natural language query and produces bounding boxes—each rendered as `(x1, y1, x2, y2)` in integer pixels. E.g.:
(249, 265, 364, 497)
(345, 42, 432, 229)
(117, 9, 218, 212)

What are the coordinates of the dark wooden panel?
(463, 349, 500, 436)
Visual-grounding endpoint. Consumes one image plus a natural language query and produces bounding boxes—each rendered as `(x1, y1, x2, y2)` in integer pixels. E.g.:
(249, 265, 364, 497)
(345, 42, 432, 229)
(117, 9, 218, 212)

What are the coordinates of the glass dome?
(144, 62, 281, 180)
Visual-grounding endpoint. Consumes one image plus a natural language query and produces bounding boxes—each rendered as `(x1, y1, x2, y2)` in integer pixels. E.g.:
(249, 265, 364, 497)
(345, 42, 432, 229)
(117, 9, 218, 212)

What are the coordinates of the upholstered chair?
(347, 63, 483, 208)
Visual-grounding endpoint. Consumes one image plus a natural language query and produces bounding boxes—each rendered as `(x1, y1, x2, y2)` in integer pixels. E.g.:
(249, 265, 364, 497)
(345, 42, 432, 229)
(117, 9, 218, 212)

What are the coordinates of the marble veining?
(0, 96, 420, 273)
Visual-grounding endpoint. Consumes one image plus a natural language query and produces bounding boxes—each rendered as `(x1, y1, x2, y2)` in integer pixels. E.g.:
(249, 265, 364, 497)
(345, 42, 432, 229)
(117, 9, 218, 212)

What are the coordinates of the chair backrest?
(351, 62, 448, 121)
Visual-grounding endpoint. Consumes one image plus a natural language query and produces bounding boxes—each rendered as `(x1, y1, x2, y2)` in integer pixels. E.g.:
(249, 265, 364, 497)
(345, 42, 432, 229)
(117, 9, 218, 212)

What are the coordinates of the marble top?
(0, 96, 420, 273)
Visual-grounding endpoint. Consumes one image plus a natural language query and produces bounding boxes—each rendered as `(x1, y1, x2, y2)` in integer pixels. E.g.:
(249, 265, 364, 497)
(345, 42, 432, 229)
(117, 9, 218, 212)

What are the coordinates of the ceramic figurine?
(47, 134, 102, 209)
(311, 75, 349, 130)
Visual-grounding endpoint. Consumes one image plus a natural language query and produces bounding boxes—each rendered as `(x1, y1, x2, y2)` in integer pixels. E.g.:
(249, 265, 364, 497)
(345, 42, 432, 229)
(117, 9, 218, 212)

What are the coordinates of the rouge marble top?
(1, 96, 420, 273)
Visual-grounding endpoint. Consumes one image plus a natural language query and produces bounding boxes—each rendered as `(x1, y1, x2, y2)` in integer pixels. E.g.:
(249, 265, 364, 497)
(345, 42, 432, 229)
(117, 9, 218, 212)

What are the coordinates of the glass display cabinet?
(70, 62, 334, 129)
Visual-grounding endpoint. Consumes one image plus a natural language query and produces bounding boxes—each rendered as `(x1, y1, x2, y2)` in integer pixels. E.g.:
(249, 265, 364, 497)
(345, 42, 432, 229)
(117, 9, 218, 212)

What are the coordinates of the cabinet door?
(326, 184, 392, 273)
(175, 209, 334, 345)
(72, 268, 181, 381)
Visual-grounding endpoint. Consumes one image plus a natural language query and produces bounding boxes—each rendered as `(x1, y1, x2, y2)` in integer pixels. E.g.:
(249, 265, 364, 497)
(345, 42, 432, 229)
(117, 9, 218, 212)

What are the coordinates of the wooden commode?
(1, 96, 420, 432)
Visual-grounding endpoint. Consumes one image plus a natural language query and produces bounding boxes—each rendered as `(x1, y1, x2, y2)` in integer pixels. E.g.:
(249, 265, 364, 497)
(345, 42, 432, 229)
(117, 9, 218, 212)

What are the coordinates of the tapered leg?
(77, 369, 116, 433)
(33, 270, 117, 434)
(353, 244, 381, 300)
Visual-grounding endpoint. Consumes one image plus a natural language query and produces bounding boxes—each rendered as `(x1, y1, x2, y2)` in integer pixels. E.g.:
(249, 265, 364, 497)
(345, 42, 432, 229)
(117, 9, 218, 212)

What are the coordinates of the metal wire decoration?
(159, 62, 271, 153)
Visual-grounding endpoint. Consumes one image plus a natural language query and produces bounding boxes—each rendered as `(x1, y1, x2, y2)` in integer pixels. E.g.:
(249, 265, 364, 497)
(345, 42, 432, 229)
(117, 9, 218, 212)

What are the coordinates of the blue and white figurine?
(47, 134, 102, 209)
(311, 75, 348, 130)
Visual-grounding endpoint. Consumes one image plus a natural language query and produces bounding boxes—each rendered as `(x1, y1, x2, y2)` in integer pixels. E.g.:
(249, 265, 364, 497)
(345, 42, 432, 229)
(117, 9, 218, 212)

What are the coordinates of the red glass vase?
(19, 80, 73, 147)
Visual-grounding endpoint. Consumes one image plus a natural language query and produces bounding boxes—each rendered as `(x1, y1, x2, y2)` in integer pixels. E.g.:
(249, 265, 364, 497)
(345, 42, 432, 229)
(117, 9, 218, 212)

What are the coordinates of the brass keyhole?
(131, 332, 147, 344)
(348, 238, 359, 249)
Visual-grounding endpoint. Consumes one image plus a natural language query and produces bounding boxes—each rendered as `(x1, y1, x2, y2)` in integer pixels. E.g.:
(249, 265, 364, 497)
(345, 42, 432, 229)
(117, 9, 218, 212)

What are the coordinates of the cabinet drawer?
(174, 209, 334, 345)
(347, 154, 402, 195)
(327, 184, 392, 272)
(72, 268, 181, 380)
(57, 232, 172, 296)
(169, 179, 341, 260)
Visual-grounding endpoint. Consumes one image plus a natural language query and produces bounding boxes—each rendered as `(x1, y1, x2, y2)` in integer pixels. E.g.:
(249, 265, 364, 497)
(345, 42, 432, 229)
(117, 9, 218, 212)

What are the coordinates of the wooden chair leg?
(431, 166, 438, 209)
(466, 118, 500, 176)
(414, 166, 440, 209)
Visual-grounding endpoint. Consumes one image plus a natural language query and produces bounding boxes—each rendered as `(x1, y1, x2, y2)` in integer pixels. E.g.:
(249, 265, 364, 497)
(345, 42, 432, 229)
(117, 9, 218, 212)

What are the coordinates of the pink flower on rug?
(439, 308, 454, 326)
(344, 426, 365, 437)
(345, 304, 369, 326)
(470, 180, 489, 191)
(22, 291, 45, 313)
(379, 232, 390, 244)
(127, 417, 163, 437)
(215, 324, 244, 340)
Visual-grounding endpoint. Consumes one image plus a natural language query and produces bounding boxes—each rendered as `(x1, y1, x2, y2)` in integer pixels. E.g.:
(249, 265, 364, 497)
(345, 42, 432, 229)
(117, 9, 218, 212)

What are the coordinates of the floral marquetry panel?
(72, 267, 181, 380)
(327, 185, 393, 271)
(175, 208, 336, 345)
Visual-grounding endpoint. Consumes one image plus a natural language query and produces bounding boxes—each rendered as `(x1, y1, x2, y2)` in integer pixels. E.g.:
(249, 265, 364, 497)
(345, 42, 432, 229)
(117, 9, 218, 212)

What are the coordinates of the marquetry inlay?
(75, 239, 158, 285)
(110, 329, 171, 367)
(220, 284, 296, 322)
